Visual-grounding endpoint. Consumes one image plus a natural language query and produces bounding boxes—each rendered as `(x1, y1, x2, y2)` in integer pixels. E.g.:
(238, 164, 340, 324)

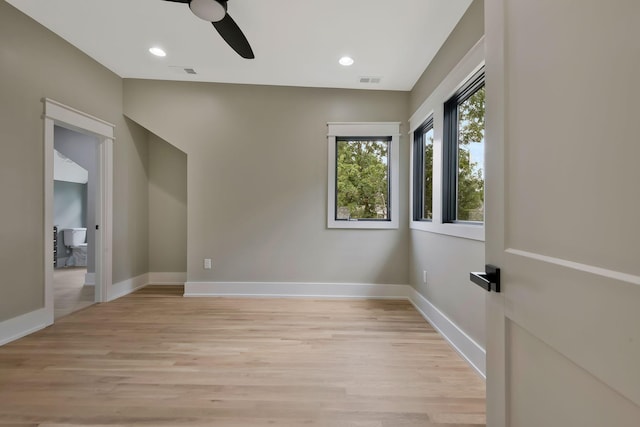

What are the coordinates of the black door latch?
(470, 264, 501, 292)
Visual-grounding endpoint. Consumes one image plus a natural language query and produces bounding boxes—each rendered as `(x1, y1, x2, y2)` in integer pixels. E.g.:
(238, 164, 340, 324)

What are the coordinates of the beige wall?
(148, 133, 187, 273)
(0, 2, 149, 321)
(408, 0, 486, 346)
(124, 80, 410, 285)
(113, 118, 149, 284)
(410, 0, 485, 114)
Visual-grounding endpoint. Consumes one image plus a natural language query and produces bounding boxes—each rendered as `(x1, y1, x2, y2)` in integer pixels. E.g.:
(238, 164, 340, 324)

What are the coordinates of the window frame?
(442, 68, 485, 224)
(412, 117, 435, 222)
(327, 122, 400, 229)
(408, 37, 485, 241)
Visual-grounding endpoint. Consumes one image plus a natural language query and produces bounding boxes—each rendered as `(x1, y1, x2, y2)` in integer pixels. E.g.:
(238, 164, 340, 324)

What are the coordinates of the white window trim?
(409, 37, 485, 241)
(327, 122, 401, 229)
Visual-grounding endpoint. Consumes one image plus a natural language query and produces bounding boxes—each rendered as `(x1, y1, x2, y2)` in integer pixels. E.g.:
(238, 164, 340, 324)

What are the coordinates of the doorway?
(53, 126, 98, 318)
(43, 99, 114, 322)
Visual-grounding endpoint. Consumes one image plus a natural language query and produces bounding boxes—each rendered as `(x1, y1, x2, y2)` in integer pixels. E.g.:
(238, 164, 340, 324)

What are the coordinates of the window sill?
(410, 220, 484, 241)
(328, 218, 399, 230)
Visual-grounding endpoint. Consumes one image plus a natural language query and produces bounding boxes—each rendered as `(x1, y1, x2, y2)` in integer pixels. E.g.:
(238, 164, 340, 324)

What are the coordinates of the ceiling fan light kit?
(190, 0, 227, 22)
(162, 0, 255, 59)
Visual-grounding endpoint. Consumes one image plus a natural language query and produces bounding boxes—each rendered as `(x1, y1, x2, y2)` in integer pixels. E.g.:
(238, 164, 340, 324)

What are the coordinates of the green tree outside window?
(336, 140, 389, 220)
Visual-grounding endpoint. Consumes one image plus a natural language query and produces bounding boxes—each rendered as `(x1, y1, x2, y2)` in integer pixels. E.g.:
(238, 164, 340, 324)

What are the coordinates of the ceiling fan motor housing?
(190, 0, 227, 22)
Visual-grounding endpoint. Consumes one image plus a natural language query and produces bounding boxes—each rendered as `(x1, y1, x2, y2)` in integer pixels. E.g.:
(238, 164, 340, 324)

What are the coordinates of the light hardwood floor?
(0, 286, 486, 426)
(54, 267, 94, 319)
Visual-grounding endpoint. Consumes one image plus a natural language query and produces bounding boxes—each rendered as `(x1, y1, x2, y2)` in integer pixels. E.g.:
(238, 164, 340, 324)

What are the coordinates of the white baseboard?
(84, 272, 96, 286)
(149, 272, 186, 285)
(184, 281, 410, 299)
(0, 307, 53, 346)
(108, 273, 149, 302)
(407, 287, 486, 378)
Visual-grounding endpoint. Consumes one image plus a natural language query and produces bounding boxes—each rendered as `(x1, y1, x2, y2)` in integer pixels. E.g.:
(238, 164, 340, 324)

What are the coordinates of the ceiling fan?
(162, 0, 254, 59)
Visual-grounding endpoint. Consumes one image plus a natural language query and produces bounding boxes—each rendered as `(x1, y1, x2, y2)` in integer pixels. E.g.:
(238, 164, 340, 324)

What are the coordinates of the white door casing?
(484, 1, 640, 426)
(44, 99, 114, 317)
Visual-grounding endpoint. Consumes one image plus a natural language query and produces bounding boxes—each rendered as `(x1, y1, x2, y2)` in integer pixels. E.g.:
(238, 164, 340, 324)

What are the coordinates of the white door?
(484, 1, 640, 426)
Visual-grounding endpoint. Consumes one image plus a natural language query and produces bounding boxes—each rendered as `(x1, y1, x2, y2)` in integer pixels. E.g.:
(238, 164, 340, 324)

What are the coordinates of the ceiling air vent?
(359, 76, 382, 84)
(169, 66, 198, 75)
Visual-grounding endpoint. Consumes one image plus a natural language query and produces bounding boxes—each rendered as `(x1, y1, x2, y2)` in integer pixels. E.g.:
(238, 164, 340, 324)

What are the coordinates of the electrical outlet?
(423, 270, 427, 284)
(204, 258, 212, 270)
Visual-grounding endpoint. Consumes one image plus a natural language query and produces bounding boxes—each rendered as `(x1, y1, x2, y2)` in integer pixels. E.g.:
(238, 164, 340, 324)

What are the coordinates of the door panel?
(508, 321, 640, 427)
(485, 0, 640, 425)
(504, 254, 640, 405)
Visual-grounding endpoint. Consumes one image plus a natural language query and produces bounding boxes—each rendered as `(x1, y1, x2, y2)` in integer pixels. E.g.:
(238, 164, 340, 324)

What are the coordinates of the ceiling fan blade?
(212, 14, 255, 59)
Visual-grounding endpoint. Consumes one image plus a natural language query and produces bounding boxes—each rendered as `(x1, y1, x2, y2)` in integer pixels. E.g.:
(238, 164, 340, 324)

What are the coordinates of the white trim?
(327, 122, 401, 229)
(44, 98, 115, 138)
(98, 138, 114, 303)
(84, 272, 96, 286)
(43, 99, 114, 311)
(409, 38, 485, 242)
(506, 248, 640, 287)
(0, 308, 52, 347)
(407, 287, 486, 378)
(44, 116, 55, 318)
(183, 281, 485, 378)
(327, 122, 402, 137)
(108, 273, 149, 302)
(185, 281, 410, 299)
(149, 272, 187, 285)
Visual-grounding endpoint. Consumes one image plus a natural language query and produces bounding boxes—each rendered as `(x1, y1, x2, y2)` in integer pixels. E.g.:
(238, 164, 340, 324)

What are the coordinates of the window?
(443, 69, 485, 223)
(336, 138, 390, 220)
(413, 118, 434, 221)
(409, 37, 484, 240)
(327, 122, 400, 229)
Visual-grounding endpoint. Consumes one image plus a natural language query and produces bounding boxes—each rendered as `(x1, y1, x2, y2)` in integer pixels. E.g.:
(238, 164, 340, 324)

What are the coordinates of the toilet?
(62, 228, 88, 267)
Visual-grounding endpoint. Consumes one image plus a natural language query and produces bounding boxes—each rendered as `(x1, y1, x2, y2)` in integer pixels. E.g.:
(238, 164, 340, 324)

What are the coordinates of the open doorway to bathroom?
(44, 98, 114, 323)
(53, 126, 99, 319)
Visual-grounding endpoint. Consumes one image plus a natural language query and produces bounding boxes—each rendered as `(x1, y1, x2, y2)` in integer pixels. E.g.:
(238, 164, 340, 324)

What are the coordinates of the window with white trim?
(409, 38, 485, 241)
(327, 122, 400, 229)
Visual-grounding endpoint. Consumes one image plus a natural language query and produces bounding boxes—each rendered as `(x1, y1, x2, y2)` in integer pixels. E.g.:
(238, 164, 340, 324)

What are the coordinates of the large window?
(409, 38, 484, 241)
(327, 122, 400, 229)
(413, 118, 434, 221)
(443, 69, 485, 223)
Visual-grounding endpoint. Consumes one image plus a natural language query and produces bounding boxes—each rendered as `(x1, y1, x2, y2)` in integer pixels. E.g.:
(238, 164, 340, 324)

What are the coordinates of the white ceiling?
(54, 150, 88, 184)
(6, 0, 472, 91)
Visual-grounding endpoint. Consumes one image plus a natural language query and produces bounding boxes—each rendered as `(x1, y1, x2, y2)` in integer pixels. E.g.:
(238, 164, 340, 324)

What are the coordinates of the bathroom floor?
(54, 267, 94, 319)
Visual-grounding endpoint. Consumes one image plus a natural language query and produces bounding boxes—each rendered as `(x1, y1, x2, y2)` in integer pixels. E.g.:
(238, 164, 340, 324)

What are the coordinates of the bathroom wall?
(53, 180, 87, 266)
(54, 126, 98, 274)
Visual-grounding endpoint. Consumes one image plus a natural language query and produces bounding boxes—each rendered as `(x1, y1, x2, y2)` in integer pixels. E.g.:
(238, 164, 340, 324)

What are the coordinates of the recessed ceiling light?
(339, 56, 354, 66)
(149, 47, 167, 57)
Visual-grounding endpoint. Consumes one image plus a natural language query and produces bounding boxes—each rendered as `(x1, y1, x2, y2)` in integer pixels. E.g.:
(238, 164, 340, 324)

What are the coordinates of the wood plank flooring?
(0, 286, 485, 426)
(54, 267, 94, 319)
